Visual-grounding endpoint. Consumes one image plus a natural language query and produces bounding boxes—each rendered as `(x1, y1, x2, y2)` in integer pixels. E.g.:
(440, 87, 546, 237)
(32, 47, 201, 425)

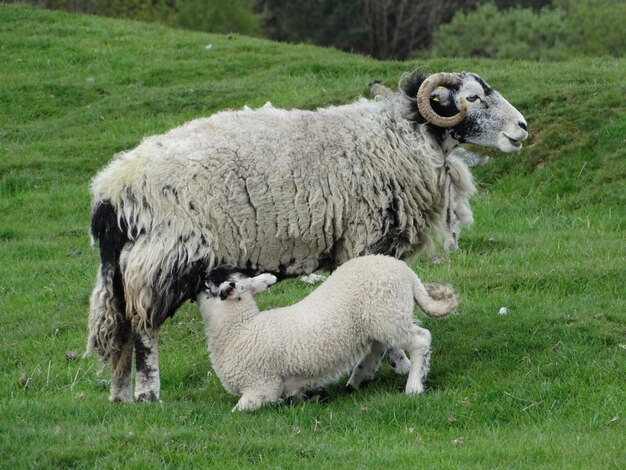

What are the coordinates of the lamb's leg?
(133, 328, 161, 402)
(386, 348, 411, 375)
(404, 326, 432, 395)
(109, 336, 133, 403)
(346, 341, 386, 391)
(233, 384, 281, 412)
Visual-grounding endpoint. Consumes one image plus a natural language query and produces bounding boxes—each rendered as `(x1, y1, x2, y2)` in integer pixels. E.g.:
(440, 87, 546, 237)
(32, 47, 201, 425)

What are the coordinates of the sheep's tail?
(85, 200, 129, 361)
(412, 276, 458, 318)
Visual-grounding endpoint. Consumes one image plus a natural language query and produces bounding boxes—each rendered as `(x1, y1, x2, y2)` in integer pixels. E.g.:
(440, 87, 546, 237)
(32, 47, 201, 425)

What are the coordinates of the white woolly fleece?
(198, 255, 458, 411)
(91, 95, 452, 325)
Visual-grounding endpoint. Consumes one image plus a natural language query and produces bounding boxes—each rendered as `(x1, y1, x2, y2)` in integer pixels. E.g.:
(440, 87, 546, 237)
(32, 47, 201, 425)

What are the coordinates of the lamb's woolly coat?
(199, 255, 458, 411)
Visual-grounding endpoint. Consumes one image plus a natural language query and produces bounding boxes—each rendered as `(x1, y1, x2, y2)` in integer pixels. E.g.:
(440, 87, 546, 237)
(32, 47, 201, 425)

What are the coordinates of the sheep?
(198, 255, 458, 411)
(86, 70, 528, 402)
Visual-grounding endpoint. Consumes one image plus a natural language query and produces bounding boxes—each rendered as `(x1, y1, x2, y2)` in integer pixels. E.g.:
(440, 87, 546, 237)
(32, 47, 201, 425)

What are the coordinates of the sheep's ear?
(219, 281, 237, 300)
(247, 274, 278, 293)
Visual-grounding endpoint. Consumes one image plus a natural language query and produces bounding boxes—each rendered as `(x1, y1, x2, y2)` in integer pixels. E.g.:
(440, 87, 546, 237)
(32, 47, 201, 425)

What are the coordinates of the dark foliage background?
(3, 0, 624, 59)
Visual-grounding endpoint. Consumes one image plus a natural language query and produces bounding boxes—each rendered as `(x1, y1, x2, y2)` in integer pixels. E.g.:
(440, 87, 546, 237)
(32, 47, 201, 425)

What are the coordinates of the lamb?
(86, 70, 528, 402)
(198, 255, 458, 411)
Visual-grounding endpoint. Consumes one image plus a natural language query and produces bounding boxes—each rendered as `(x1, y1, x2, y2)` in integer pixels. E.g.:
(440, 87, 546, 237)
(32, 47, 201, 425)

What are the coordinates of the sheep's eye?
(466, 95, 480, 102)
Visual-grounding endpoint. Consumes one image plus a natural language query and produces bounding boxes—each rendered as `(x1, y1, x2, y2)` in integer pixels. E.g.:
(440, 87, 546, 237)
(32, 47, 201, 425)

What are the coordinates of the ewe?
(198, 255, 458, 412)
(87, 71, 527, 402)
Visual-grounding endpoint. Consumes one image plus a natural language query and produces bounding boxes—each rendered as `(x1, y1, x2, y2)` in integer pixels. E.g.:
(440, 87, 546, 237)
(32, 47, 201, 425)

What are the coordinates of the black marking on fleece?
(150, 258, 208, 328)
(449, 114, 480, 144)
(91, 200, 128, 316)
(219, 282, 236, 301)
(468, 73, 493, 95)
(93, 201, 209, 329)
(370, 180, 409, 257)
(133, 336, 155, 378)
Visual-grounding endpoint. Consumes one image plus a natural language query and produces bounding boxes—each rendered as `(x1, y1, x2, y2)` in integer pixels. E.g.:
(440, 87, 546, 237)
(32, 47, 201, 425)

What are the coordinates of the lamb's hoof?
(344, 384, 357, 394)
(405, 383, 426, 395)
(135, 391, 160, 402)
(109, 395, 132, 404)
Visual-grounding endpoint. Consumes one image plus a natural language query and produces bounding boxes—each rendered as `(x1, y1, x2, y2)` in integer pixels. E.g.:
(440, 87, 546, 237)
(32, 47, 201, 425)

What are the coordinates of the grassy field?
(1, 4, 625, 468)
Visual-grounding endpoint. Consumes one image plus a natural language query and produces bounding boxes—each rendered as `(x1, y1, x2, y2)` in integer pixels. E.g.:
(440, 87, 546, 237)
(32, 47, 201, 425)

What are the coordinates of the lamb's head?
(218, 273, 278, 301)
(403, 71, 528, 153)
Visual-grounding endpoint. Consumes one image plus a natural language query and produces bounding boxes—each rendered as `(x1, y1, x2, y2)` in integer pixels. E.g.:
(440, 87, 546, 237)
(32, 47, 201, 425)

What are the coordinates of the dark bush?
(428, 0, 625, 60)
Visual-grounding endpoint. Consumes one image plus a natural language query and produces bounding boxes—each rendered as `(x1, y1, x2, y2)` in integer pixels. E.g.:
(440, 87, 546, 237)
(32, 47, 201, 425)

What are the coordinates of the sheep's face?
(412, 72, 528, 153)
(439, 74, 528, 152)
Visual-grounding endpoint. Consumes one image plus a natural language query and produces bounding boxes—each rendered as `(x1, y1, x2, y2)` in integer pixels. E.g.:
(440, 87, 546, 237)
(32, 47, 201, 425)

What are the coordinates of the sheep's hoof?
(109, 395, 132, 404)
(135, 391, 160, 403)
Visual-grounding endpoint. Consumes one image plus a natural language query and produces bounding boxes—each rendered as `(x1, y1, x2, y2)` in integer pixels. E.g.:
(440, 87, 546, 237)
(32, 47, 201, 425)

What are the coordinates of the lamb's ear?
(219, 281, 237, 300)
(247, 274, 278, 293)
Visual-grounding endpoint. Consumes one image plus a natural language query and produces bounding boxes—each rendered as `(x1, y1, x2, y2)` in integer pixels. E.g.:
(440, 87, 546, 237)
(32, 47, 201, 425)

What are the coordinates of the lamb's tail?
(85, 200, 129, 360)
(412, 276, 458, 318)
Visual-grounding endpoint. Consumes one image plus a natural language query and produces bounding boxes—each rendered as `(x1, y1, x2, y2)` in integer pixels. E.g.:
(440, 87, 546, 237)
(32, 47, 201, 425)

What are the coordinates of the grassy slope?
(1, 4, 624, 468)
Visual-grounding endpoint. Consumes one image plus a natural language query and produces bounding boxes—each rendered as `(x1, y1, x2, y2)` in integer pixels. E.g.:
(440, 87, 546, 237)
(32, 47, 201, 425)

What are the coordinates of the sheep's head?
(406, 72, 528, 153)
(218, 273, 278, 301)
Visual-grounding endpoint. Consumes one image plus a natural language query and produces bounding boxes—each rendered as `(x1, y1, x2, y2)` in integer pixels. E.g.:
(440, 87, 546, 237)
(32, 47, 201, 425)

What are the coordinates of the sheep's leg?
(133, 328, 161, 402)
(387, 348, 411, 375)
(233, 384, 281, 412)
(345, 341, 386, 391)
(109, 337, 133, 403)
(404, 326, 432, 395)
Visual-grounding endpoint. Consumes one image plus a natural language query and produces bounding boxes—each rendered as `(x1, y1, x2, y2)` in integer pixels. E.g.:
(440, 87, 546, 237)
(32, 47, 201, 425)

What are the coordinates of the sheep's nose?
(518, 121, 528, 131)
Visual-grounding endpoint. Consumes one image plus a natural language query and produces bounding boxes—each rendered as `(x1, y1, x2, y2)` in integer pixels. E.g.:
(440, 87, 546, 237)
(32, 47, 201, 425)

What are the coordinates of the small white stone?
(204, 44, 213, 50)
(498, 307, 508, 315)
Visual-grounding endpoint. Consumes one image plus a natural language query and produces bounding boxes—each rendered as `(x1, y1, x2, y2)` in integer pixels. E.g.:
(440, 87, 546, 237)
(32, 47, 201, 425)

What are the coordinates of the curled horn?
(416, 72, 467, 128)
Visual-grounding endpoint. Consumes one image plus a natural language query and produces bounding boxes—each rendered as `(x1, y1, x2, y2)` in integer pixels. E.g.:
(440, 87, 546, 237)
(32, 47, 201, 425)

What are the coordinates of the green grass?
(1, 4, 625, 468)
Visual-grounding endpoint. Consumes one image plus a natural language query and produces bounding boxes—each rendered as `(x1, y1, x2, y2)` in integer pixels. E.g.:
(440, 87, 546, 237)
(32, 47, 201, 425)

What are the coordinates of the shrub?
(557, 0, 626, 57)
(428, 3, 569, 60)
